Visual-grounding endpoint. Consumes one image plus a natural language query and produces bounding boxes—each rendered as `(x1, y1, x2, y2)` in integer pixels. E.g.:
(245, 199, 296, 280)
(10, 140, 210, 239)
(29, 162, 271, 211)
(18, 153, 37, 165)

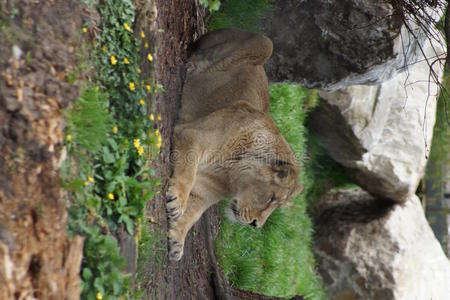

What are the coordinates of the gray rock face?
(263, 0, 443, 90)
(313, 188, 450, 300)
(309, 32, 446, 202)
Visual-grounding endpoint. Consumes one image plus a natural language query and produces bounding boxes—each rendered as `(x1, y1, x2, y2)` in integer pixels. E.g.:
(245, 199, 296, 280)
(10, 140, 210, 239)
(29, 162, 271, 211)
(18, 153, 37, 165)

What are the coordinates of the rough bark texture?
(0, 1, 84, 299)
(263, 0, 403, 90)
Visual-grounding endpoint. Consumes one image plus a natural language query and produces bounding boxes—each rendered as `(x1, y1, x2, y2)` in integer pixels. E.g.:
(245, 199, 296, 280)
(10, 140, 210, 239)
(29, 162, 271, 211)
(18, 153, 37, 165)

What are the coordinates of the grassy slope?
(215, 85, 326, 299)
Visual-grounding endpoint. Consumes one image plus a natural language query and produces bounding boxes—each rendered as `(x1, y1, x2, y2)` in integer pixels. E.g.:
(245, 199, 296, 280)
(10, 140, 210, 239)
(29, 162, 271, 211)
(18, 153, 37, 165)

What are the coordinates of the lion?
(166, 28, 303, 261)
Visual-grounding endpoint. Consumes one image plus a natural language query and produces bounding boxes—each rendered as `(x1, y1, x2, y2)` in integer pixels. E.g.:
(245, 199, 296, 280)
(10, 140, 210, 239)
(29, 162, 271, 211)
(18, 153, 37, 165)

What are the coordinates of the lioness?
(166, 28, 302, 261)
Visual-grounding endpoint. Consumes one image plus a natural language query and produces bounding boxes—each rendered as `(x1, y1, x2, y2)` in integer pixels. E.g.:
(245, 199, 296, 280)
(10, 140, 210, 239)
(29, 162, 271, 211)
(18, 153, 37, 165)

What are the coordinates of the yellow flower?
(110, 55, 117, 65)
(144, 42, 149, 49)
(141, 30, 145, 38)
(137, 146, 144, 156)
(66, 134, 72, 142)
(145, 84, 151, 91)
(149, 113, 154, 121)
(157, 114, 161, 121)
(112, 125, 118, 134)
(147, 53, 153, 62)
(138, 68, 142, 75)
(124, 57, 129, 64)
(156, 135, 162, 149)
(108, 193, 115, 201)
(133, 138, 140, 149)
(129, 82, 135, 91)
(88, 176, 94, 183)
(139, 99, 145, 105)
(124, 23, 131, 32)
(101, 45, 107, 52)
(154, 129, 160, 136)
(96, 292, 103, 300)
(84, 181, 89, 187)
(82, 27, 87, 33)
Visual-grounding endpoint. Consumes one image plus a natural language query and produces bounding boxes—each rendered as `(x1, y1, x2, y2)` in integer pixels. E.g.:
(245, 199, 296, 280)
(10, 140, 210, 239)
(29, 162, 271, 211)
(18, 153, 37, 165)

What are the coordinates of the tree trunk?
(0, 1, 84, 299)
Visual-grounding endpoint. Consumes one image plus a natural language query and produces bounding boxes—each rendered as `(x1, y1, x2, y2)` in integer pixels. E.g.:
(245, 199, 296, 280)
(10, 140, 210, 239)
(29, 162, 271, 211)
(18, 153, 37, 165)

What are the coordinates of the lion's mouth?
(228, 200, 259, 227)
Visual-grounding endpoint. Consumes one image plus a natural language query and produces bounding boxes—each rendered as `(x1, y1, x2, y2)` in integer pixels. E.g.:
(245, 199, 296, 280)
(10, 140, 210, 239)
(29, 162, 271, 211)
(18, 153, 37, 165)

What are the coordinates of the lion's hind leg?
(187, 28, 273, 74)
(168, 193, 210, 261)
(192, 28, 244, 52)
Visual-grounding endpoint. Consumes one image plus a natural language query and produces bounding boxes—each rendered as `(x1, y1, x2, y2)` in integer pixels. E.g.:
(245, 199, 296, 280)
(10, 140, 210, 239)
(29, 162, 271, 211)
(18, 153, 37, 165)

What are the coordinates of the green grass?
(208, 0, 272, 32)
(215, 84, 326, 299)
(64, 87, 112, 154)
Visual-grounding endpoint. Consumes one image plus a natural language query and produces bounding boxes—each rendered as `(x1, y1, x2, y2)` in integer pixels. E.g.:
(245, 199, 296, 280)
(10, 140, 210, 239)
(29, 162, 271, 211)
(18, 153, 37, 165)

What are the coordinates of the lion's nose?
(250, 220, 257, 227)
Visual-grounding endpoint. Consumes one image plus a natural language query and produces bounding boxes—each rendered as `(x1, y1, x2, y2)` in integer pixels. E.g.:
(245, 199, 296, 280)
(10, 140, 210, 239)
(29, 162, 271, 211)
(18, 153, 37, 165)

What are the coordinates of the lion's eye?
(269, 194, 276, 204)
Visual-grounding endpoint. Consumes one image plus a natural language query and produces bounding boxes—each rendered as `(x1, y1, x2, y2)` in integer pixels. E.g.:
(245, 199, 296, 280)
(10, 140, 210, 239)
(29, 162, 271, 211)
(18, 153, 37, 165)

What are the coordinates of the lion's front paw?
(166, 185, 186, 222)
(168, 232, 185, 261)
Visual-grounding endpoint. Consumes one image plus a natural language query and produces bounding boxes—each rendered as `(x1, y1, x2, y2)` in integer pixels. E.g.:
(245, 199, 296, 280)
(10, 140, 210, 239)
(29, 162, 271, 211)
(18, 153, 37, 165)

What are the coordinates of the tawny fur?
(166, 29, 302, 261)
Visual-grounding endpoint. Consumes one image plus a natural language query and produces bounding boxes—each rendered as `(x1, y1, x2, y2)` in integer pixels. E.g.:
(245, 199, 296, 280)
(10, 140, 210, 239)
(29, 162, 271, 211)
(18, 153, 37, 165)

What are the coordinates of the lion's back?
(177, 29, 272, 124)
(179, 65, 269, 123)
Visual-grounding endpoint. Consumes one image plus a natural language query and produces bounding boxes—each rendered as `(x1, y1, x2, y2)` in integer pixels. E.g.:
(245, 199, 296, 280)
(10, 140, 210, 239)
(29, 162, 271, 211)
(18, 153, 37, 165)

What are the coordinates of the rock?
(313, 188, 450, 300)
(263, 0, 444, 90)
(308, 31, 446, 202)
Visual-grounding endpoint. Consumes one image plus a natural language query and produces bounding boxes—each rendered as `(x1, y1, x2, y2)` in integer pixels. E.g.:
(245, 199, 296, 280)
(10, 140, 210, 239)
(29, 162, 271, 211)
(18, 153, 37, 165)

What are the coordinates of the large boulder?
(313, 188, 450, 300)
(263, 0, 444, 90)
(308, 32, 446, 202)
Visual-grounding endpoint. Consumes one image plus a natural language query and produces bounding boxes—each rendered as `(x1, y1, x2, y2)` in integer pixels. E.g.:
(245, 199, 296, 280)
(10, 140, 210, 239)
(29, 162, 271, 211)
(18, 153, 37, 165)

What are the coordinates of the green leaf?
(93, 277, 104, 294)
(64, 178, 85, 192)
(209, 0, 221, 12)
(102, 146, 115, 164)
(82, 267, 93, 281)
(105, 181, 116, 193)
(107, 138, 118, 150)
(119, 214, 134, 234)
(86, 195, 101, 211)
(118, 195, 127, 207)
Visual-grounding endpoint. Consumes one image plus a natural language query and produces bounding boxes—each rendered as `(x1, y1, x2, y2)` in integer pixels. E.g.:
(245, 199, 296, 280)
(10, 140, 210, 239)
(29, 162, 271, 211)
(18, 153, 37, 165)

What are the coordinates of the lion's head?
(227, 152, 303, 228)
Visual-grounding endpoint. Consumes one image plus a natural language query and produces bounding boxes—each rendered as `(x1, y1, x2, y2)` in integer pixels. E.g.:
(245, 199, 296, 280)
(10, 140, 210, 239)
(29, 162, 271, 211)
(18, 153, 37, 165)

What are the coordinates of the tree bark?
(0, 1, 84, 299)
